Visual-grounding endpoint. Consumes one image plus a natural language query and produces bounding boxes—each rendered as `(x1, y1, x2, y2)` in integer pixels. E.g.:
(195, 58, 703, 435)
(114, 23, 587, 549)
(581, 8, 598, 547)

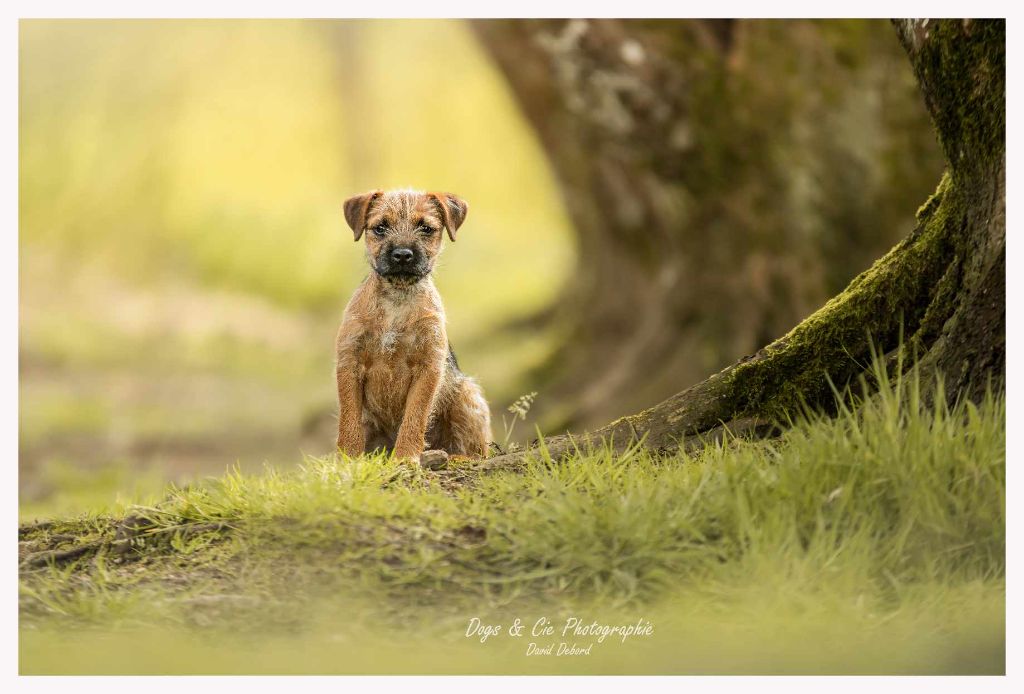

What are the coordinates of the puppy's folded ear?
(428, 192, 468, 241)
(343, 190, 383, 241)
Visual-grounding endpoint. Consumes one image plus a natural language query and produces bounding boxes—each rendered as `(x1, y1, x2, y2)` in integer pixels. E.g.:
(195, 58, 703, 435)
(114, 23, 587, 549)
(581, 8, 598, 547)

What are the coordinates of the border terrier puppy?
(335, 189, 491, 464)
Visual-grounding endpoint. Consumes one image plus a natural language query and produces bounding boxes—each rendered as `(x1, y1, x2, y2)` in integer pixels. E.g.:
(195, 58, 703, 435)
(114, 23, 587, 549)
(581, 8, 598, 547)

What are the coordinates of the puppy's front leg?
(393, 365, 442, 462)
(336, 362, 365, 456)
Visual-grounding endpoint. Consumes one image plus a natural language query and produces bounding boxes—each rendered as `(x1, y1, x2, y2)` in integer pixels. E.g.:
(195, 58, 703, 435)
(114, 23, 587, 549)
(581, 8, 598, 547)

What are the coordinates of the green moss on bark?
(721, 172, 961, 420)
(899, 19, 1005, 178)
(701, 20, 1005, 426)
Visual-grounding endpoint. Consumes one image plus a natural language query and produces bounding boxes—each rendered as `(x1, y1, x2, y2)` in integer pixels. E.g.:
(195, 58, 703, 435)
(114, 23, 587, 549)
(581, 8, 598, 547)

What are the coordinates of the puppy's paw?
(419, 449, 450, 470)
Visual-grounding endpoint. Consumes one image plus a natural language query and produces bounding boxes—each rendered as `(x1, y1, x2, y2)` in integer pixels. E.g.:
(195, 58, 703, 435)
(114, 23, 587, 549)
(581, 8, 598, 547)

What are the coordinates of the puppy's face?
(343, 189, 468, 285)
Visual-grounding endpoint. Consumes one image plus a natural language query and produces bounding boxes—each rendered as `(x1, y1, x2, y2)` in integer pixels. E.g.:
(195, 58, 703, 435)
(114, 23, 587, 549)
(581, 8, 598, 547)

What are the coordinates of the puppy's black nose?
(391, 248, 414, 264)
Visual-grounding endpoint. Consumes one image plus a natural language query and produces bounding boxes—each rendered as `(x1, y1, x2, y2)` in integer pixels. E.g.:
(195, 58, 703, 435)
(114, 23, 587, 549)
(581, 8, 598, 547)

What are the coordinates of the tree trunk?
(479, 18, 1004, 466)
(472, 19, 946, 434)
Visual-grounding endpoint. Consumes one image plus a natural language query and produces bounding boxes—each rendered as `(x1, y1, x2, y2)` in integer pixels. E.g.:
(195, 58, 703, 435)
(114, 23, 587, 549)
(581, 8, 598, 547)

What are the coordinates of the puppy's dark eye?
(372, 224, 388, 237)
(418, 225, 436, 236)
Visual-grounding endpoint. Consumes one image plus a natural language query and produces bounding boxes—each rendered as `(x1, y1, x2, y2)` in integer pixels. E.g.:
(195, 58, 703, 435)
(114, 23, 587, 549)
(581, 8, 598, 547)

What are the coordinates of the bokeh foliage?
(20, 19, 572, 311)
(20, 19, 573, 514)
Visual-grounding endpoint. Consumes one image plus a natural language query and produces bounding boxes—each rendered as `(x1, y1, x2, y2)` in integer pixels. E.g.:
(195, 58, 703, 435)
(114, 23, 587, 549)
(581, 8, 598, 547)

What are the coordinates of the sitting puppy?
(335, 189, 491, 464)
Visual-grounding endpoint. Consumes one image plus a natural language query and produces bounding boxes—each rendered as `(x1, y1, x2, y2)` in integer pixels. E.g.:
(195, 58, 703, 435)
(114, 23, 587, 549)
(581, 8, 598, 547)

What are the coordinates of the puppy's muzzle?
(377, 245, 427, 280)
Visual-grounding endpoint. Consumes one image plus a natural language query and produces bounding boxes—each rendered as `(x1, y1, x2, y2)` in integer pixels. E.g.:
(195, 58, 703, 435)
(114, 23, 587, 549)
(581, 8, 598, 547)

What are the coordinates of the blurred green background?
(20, 19, 574, 518)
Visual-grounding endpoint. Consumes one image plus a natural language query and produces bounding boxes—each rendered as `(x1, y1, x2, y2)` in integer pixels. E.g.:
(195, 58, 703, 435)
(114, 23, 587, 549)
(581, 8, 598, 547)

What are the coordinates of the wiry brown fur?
(336, 189, 490, 463)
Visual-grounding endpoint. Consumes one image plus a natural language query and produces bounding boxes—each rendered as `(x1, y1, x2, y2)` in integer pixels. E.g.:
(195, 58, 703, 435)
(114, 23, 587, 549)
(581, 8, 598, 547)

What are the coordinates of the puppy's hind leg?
(441, 377, 491, 459)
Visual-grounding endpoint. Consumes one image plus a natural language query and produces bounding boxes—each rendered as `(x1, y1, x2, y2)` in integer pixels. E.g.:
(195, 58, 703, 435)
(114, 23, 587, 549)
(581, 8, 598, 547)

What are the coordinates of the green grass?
(19, 368, 1005, 674)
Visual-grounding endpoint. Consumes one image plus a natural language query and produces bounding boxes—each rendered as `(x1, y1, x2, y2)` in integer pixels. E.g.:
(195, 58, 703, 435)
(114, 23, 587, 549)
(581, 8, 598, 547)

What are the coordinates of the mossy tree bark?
(480, 18, 1004, 465)
(472, 19, 944, 434)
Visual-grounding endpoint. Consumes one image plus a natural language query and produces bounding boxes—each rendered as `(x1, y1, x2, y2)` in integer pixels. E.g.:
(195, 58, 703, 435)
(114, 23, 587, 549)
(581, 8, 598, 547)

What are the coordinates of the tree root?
(479, 21, 1004, 469)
